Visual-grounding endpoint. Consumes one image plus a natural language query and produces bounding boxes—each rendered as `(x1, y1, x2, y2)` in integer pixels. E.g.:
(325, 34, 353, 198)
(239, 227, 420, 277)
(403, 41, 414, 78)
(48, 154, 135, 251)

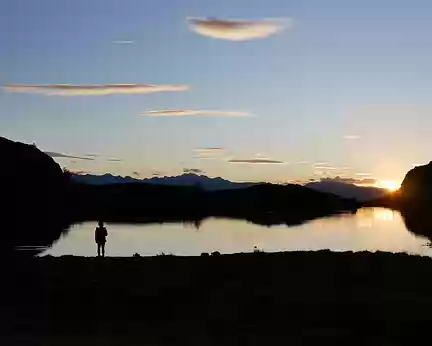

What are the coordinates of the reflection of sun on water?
(373, 208, 394, 221)
(356, 207, 395, 228)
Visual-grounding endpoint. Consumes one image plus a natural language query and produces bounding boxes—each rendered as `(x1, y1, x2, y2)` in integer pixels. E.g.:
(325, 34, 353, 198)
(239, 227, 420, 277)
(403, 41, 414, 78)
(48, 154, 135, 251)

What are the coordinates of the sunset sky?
(2, 0, 432, 188)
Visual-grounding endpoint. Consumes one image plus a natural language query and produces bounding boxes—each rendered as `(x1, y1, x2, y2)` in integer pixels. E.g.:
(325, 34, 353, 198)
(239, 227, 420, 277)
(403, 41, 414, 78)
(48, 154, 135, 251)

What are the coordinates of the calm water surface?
(40, 208, 432, 257)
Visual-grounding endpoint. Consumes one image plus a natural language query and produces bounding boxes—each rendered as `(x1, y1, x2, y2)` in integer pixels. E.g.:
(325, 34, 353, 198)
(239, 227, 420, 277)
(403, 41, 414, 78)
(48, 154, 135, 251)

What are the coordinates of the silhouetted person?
(95, 221, 108, 257)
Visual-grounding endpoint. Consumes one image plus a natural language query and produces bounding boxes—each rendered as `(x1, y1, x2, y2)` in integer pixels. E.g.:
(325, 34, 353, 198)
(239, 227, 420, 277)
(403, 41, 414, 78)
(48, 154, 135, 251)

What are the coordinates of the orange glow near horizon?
(375, 180, 401, 191)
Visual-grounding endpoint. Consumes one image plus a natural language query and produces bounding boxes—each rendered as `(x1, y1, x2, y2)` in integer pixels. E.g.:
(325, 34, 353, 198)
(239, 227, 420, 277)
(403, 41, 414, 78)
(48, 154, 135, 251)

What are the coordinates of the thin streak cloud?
(228, 158, 284, 164)
(5, 84, 189, 96)
(320, 177, 378, 186)
(44, 152, 94, 161)
(112, 40, 134, 44)
(314, 166, 338, 170)
(344, 135, 361, 140)
(194, 147, 225, 153)
(142, 109, 250, 117)
(108, 158, 122, 162)
(193, 147, 225, 160)
(187, 17, 292, 41)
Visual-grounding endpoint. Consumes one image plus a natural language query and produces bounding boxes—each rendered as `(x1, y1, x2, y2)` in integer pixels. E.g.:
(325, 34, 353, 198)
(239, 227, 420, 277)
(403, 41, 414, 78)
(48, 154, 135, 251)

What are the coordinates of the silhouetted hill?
(0, 136, 71, 252)
(305, 180, 387, 202)
(378, 162, 432, 241)
(400, 162, 432, 201)
(367, 162, 432, 209)
(366, 163, 432, 236)
(69, 181, 358, 225)
(72, 172, 254, 191)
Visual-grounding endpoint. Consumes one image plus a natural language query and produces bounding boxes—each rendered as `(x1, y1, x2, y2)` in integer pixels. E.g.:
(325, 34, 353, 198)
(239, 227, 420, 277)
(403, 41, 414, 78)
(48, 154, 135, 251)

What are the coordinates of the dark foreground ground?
(3, 250, 432, 345)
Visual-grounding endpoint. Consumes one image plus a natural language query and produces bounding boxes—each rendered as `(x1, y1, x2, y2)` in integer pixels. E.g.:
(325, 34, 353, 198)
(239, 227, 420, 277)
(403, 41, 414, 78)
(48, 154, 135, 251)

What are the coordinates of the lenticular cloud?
(4, 84, 189, 96)
(142, 109, 250, 117)
(187, 17, 292, 41)
(228, 158, 284, 164)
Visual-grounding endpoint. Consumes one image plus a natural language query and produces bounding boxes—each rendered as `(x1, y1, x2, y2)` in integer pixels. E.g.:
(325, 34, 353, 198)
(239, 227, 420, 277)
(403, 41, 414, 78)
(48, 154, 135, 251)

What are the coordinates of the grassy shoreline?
(4, 250, 432, 345)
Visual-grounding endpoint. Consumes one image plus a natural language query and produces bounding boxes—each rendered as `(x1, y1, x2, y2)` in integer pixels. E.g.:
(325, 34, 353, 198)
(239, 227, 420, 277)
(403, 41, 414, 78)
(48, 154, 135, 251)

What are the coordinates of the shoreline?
(5, 250, 432, 345)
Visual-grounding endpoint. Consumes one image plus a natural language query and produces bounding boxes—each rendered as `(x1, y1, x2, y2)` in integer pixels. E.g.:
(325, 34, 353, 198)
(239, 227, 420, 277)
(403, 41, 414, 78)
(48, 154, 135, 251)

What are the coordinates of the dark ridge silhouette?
(366, 162, 432, 210)
(400, 161, 432, 202)
(0, 137, 72, 254)
(305, 180, 388, 202)
(363, 162, 432, 243)
(71, 172, 254, 190)
(68, 180, 359, 225)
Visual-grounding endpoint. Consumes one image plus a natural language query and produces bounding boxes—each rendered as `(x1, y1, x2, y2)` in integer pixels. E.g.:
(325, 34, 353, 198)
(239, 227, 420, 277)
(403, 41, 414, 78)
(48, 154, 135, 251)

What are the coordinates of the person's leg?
(102, 242, 105, 257)
(97, 243, 101, 256)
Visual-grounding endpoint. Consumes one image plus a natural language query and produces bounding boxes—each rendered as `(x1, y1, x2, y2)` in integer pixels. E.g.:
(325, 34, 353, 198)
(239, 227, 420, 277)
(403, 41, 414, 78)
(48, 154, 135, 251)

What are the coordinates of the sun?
(377, 180, 401, 191)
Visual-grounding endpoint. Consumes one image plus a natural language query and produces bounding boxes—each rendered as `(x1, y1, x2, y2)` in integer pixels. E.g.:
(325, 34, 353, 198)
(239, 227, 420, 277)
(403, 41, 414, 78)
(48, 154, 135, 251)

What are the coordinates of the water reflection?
(37, 208, 432, 257)
(400, 205, 432, 245)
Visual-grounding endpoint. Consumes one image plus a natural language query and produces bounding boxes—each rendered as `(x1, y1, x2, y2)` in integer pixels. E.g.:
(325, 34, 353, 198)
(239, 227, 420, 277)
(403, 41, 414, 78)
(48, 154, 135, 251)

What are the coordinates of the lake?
(37, 208, 432, 257)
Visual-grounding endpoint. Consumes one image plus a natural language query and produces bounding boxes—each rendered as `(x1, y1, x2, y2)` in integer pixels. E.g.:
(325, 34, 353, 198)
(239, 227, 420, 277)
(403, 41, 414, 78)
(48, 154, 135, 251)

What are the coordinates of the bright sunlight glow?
(377, 180, 401, 191)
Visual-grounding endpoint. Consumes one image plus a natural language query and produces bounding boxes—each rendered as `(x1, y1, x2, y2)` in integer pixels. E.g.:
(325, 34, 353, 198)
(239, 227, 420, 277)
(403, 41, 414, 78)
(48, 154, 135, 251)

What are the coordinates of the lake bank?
(4, 250, 432, 345)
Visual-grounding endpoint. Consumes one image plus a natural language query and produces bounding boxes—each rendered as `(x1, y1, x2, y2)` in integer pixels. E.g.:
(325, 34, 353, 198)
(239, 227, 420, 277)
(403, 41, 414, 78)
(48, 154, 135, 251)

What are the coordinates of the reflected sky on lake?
(41, 208, 432, 257)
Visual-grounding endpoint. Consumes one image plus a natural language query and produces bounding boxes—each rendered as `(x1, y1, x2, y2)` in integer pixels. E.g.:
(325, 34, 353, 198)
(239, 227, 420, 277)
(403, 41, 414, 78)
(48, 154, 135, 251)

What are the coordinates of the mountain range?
(305, 180, 388, 202)
(71, 173, 387, 201)
(71, 173, 254, 191)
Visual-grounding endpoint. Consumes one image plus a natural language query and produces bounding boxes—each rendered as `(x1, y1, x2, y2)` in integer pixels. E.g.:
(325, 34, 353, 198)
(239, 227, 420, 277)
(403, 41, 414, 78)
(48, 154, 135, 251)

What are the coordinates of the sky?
(2, 0, 432, 187)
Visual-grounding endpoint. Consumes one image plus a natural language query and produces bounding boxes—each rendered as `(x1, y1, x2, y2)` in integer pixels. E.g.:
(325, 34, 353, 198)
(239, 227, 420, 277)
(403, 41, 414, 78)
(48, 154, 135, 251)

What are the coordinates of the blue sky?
(2, 0, 432, 186)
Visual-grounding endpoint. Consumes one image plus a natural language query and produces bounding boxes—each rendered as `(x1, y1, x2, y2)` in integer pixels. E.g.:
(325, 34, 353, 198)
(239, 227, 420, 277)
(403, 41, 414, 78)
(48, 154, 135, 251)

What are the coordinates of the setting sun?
(377, 180, 401, 191)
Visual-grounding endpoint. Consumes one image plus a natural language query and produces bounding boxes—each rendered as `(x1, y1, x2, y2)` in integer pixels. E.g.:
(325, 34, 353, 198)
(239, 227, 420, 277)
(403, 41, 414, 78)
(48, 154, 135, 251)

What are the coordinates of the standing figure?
(95, 221, 108, 257)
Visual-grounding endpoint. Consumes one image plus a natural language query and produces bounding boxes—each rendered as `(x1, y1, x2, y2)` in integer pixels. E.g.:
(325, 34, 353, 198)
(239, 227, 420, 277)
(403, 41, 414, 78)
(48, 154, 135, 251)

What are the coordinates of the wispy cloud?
(132, 171, 140, 177)
(193, 155, 214, 160)
(344, 135, 361, 140)
(108, 158, 122, 162)
(183, 168, 204, 174)
(356, 172, 372, 176)
(84, 153, 99, 158)
(187, 17, 292, 41)
(112, 40, 134, 44)
(44, 152, 94, 161)
(320, 177, 378, 186)
(194, 147, 225, 154)
(193, 147, 225, 159)
(228, 158, 284, 164)
(314, 166, 339, 170)
(142, 109, 250, 117)
(5, 84, 189, 96)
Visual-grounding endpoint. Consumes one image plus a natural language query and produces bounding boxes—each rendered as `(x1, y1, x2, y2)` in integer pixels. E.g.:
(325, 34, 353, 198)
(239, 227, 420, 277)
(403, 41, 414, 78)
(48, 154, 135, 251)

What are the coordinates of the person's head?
(98, 221, 104, 227)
